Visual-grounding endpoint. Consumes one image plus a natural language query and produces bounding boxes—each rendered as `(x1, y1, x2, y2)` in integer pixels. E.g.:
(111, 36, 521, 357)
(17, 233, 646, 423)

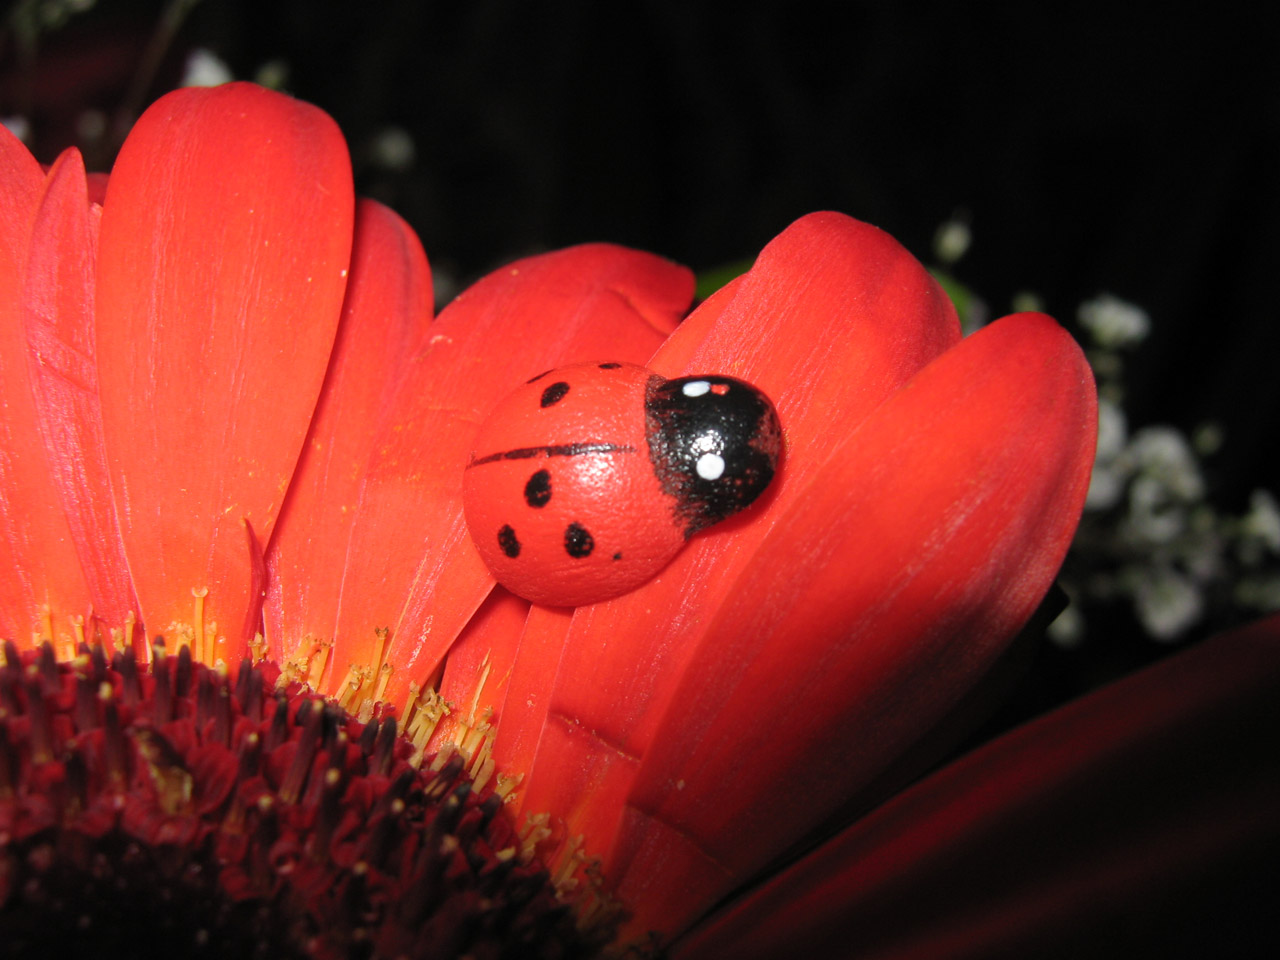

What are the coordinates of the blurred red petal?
(518, 213, 961, 866)
(21, 149, 138, 644)
(329, 245, 692, 708)
(95, 83, 355, 661)
(0, 125, 94, 646)
(612, 312, 1096, 938)
(672, 615, 1280, 959)
(262, 199, 432, 674)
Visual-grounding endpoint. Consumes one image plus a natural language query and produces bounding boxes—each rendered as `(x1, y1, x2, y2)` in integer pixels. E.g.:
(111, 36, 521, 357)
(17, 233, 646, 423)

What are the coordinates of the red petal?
(85, 173, 109, 206)
(95, 83, 355, 661)
(671, 615, 1280, 959)
(491, 604, 574, 805)
(262, 199, 432, 675)
(612, 312, 1096, 938)
(0, 126, 94, 647)
(329, 245, 691, 707)
(518, 213, 960, 861)
(428, 585, 530, 767)
(21, 149, 139, 644)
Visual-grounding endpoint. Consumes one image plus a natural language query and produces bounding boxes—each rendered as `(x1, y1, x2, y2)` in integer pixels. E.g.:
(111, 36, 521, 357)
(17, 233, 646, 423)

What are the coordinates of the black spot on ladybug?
(498, 524, 521, 558)
(564, 522, 594, 558)
(525, 469, 552, 507)
(612, 552, 622, 560)
(540, 381, 570, 407)
(644, 374, 782, 537)
(526, 369, 553, 383)
(599, 362, 622, 369)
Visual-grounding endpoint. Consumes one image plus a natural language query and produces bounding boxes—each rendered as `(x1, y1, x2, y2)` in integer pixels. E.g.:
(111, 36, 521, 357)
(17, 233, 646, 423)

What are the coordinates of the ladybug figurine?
(462, 361, 783, 607)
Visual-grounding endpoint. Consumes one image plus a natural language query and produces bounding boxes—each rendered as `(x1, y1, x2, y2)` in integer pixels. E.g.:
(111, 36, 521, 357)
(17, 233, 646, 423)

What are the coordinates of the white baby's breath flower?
(1236, 573, 1280, 611)
(1181, 505, 1224, 582)
(370, 126, 417, 171)
(1124, 475, 1186, 544)
(254, 60, 291, 90)
(1084, 400, 1131, 510)
(1010, 290, 1044, 314)
(1047, 601, 1084, 648)
(933, 219, 971, 265)
(1086, 463, 1125, 511)
(1129, 426, 1205, 501)
(1133, 565, 1203, 640)
(75, 109, 106, 144)
(3, 115, 31, 142)
(1242, 489, 1280, 553)
(1096, 397, 1128, 462)
(1078, 293, 1151, 349)
(1192, 422, 1224, 457)
(183, 49, 235, 88)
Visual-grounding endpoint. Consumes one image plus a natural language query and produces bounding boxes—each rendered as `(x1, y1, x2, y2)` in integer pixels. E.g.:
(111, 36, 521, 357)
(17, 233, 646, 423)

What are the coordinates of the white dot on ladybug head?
(696, 452, 726, 480)
(682, 380, 711, 397)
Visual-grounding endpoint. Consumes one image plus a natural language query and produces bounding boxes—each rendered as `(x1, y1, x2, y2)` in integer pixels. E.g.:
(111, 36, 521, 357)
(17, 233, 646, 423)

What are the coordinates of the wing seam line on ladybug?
(467, 443, 637, 466)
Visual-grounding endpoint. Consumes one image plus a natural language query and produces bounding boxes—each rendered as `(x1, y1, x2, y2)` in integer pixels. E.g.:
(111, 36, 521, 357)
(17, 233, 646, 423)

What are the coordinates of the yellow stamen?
(249, 632, 268, 663)
(309, 638, 331, 687)
(468, 656, 493, 724)
(519, 812, 552, 863)
(136, 729, 194, 815)
(164, 620, 195, 659)
(427, 742, 456, 774)
(372, 660, 393, 706)
(471, 754, 496, 794)
(336, 664, 371, 713)
(192, 587, 209, 664)
(577, 862, 624, 932)
(401, 681, 422, 729)
(370, 626, 390, 673)
(124, 610, 137, 653)
(552, 835, 586, 892)
(405, 687, 449, 758)
(494, 772, 522, 802)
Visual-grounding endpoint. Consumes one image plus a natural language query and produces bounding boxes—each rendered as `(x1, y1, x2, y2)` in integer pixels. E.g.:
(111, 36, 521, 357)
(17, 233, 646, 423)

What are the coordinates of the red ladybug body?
(462, 361, 782, 607)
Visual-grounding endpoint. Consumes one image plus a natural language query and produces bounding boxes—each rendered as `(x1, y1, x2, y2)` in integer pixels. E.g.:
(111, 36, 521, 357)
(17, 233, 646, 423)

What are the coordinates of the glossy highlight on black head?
(644, 374, 782, 536)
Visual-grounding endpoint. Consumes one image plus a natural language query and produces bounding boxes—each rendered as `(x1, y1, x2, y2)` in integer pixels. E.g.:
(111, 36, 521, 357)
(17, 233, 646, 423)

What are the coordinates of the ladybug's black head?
(644, 374, 782, 536)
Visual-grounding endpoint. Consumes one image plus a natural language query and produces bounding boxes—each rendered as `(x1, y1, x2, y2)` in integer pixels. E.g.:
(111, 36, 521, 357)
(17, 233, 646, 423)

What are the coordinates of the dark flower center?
(0, 638, 610, 958)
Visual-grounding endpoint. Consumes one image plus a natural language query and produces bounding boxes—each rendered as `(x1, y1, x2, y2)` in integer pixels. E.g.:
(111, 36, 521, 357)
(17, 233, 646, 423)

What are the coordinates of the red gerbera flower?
(4, 81, 1272, 958)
